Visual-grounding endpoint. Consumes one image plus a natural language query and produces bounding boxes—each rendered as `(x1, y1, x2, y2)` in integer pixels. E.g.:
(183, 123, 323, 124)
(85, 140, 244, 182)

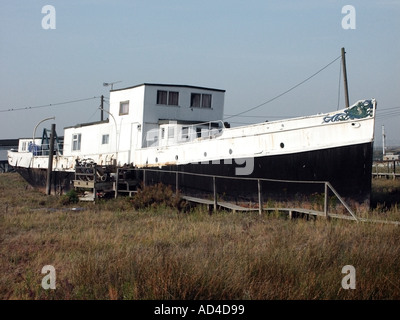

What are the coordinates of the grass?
(1, 173, 400, 300)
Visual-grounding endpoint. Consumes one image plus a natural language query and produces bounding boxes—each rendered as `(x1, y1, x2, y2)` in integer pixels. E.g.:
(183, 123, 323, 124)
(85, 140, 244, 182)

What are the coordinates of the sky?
(0, 0, 399, 146)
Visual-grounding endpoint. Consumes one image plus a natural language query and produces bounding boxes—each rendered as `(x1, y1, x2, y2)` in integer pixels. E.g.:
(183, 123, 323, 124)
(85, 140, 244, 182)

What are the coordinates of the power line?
(223, 55, 342, 121)
(0, 96, 101, 113)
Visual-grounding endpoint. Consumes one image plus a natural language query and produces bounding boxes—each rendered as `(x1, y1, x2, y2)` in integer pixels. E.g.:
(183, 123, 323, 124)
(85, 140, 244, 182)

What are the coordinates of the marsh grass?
(1, 173, 400, 300)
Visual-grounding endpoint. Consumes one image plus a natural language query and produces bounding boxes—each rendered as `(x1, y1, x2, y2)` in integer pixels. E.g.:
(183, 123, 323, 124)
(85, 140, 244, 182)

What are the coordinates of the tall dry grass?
(1, 173, 400, 300)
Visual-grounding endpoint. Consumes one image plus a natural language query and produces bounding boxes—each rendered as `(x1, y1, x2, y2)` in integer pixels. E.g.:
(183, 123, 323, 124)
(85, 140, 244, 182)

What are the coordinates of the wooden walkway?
(181, 195, 400, 226)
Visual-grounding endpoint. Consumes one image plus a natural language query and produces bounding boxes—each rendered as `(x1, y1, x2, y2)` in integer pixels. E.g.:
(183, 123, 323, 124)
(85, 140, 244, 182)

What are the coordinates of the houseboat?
(8, 81, 376, 205)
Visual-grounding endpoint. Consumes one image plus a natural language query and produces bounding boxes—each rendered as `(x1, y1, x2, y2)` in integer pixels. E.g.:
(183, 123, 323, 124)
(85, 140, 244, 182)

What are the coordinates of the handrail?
(137, 167, 326, 184)
(128, 167, 358, 219)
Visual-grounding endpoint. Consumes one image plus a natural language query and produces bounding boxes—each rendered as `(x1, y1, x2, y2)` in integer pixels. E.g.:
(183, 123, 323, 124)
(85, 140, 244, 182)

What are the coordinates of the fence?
(129, 167, 359, 221)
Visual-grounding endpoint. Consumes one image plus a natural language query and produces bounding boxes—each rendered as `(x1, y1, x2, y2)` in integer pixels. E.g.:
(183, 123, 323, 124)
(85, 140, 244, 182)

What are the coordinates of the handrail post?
(327, 182, 358, 222)
(176, 171, 179, 195)
(213, 176, 217, 212)
(258, 179, 263, 215)
(143, 169, 146, 187)
(45, 124, 55, 195)
(324, 182, 329, 219)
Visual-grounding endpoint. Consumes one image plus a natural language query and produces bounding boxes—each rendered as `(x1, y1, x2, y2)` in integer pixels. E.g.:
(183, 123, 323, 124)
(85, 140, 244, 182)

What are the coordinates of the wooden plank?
(182, 196, 258, 212)
(218, 201, 259, 212)
(182, 195, 214, 205)
(73, 180, 94, 188)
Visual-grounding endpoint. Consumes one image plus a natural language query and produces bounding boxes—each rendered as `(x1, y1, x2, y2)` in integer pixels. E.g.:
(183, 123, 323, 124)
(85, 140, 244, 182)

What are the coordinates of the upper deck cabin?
(62, 83, 226, 165)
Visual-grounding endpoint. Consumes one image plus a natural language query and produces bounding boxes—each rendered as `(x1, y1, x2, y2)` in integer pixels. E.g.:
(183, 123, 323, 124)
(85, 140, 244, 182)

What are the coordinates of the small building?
(383, 153, 400, 161)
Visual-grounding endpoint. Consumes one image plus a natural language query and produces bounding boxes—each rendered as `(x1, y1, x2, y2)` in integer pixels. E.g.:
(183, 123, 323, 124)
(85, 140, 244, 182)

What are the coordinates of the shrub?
(60, 189, 79, 205)
(130, 183, 186, 211)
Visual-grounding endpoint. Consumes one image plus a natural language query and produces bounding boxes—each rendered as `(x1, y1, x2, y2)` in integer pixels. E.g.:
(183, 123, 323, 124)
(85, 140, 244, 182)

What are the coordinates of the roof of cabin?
(110, 83, 226, 93)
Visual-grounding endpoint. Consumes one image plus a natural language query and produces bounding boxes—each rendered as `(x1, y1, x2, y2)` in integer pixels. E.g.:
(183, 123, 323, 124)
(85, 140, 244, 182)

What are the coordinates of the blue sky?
(1, 0, 399, 145)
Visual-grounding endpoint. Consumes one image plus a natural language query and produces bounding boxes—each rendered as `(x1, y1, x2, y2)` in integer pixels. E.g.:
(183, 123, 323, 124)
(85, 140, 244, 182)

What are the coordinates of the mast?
(341, 47, 350, 109)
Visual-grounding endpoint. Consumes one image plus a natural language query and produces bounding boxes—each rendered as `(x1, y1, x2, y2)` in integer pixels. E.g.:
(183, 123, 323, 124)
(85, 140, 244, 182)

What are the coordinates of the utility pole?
(100, 95, 104, 121)
(341, 47, 350, 109)
(46, 123, 56, 195)
(382, 125, 386, 157)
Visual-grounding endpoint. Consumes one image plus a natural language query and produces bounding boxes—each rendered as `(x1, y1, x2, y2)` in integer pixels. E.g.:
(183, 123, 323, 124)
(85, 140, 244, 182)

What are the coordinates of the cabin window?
(190, 93, 212, 108)
(102, 134, 109, 145)
(119, 101, 129, 115)
(181, 127, 189, 140)
(168, 91, 179, 106)
(157, 90, 179, 106)
(22, 141, 27, 151)
(201, 94, 212, 108)
(190, 93, 201, 108)
(72, 134, 81, 151)
(157, 91, 167, 105)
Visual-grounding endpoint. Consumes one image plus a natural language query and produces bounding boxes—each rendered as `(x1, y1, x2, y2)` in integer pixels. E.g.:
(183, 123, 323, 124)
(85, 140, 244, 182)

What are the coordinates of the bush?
(130, 183, 186, 211)
(60, 189, 79, 205)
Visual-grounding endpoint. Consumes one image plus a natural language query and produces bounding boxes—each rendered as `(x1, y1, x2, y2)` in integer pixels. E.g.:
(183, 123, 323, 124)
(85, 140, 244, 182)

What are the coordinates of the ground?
(1, 173, 400, 300)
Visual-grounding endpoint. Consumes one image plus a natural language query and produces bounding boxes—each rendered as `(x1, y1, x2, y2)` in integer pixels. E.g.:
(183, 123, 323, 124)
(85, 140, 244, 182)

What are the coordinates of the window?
(72, 134, 81, 151)
(190, 93, 201, 108)
(157, 90, 179, 106)
(102, 134, 109, 145)
(119, 101, 129, 115)
(181, 127, 189, 141)
(168, 91, 179, 106)
(191, 93, 212, 108)
(157, 91, 167, 105)
(201, 94, 212, 108)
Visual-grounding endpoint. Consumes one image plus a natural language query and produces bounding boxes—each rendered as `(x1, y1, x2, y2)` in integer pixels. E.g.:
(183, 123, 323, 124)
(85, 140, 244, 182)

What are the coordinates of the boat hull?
(142, 141, 374, 206)
(14, 167, 74, 194)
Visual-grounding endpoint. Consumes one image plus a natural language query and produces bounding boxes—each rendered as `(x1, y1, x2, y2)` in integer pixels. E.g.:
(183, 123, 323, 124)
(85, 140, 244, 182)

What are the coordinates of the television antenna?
(103, 81, 122, 91)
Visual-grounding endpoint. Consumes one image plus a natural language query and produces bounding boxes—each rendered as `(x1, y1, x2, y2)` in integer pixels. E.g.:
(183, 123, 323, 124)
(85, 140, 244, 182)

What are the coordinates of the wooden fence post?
(46, 124, 55, 195)
(176, 171, 179, 195)
(324, 182, 329, 219)
(258, 179, 263, 215)
(213, 176, 217, 212)
(114, 167, 119, 198)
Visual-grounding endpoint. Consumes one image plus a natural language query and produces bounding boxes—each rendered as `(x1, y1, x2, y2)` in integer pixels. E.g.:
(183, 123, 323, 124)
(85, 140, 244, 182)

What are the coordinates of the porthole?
(229, 149, 233, 155)
(155, 157, 158, 162)
(175, 155, 178, 160)
(204, 152, 207, 157)
(280, 143, 285, 148)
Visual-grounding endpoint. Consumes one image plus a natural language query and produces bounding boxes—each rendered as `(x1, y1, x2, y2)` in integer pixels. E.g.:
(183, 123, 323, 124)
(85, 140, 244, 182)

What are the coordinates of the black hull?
(14, 167, 74, 195)
(13, 141, 373, 206)
(143, 142, 374, 206)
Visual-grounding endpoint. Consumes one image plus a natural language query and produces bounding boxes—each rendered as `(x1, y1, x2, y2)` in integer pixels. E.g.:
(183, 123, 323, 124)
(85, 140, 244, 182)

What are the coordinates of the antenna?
(103, 81, 122, 91)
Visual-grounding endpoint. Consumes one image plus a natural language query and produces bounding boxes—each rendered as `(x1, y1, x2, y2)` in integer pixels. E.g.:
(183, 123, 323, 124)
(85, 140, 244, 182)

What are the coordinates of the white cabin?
(62, 83, 226, 166)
